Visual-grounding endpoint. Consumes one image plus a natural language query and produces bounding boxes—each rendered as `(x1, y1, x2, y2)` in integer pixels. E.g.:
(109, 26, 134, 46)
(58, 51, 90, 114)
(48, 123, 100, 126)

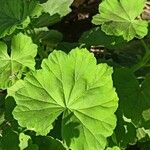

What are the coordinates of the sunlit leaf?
(9, 48, 118, 150)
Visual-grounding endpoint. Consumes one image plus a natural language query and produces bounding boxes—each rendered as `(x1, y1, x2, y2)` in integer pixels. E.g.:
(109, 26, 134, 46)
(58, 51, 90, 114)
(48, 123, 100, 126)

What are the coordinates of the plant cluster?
(0, 0, 150, 150)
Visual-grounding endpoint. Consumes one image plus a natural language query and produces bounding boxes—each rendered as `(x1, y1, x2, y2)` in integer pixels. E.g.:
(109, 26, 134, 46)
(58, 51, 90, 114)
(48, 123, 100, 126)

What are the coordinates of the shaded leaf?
(79, 27, 126, 49)
(113, 68, 150, 126)
(0, 127, 19, 150)
(0, 0, 37, 38)
(33, 136, 65, 150)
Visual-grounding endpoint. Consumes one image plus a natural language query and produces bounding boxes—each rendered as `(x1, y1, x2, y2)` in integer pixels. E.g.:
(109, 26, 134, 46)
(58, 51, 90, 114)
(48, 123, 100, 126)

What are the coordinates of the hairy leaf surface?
(10, 48, 118, 150)
(92, 0, 148, 41)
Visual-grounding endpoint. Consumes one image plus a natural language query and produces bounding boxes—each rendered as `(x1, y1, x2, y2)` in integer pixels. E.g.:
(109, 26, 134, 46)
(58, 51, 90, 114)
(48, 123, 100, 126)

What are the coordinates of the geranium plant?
(0, 0, 150, 150)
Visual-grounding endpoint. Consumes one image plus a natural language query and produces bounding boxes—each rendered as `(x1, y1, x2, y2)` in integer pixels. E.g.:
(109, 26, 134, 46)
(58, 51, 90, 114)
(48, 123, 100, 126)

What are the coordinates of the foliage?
(0, 0, 150, 150)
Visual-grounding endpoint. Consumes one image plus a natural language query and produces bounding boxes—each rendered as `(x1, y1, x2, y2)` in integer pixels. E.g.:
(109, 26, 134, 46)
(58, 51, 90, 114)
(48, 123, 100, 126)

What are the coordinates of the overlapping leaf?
(0, 0, 38, 38)
(9, 48, 118, 150)
(79, 27, 126, 49)
(113, 68, 150, 127)
(0, 33, 37, 89)
(41, 0, 73, 17)
(33, 136, 66, 150)
(92, 0, 148, 41)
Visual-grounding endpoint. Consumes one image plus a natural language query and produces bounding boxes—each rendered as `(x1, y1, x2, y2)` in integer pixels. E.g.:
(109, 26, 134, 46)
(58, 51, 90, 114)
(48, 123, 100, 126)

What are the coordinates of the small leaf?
(19, 133, 31, 150)
(41, 0, 73, 17)
(10, 48, 118, 150)
(0, 33, 37, 89)
(92, 0, 148, 41)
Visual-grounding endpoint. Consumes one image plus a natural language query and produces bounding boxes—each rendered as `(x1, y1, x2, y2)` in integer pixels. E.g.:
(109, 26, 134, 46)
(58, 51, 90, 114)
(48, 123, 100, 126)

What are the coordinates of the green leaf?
(79, 27, 126, 49)
(32, 13, 61, 28)
(19, 133, 31, 150)
(138, 141, 150, 150)
(92, 0, 148, 41)
(9, 48, 118, 150)
(0, 33, 37, 89)
(41, 0, 73, 17)
(5, 97, 18, 129)
(36, 30, 63, 47)
(0, 127, 20, 150)
(136, 128, 150, 141)
(0, 0, 37, 38)
(30, 4, 43, 18)
(25, 144, 39, 150)
(0, 111, 4, 126)
(113, 116, 137, 148)
(106, 146, 121, 150)
(33, 136, 66, 150)
(113, 68, 150, 126)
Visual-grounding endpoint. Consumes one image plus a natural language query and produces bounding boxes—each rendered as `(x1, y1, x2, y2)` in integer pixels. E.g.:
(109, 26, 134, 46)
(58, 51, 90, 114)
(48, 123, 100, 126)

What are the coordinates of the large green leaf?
(113, 69, 150, 127)
(0, 33, 37, 89)
(41, 0, 73, 17)
(9, 48, 118, 150)
(92, 0, 148, 41)
(0, 0, 37, 38)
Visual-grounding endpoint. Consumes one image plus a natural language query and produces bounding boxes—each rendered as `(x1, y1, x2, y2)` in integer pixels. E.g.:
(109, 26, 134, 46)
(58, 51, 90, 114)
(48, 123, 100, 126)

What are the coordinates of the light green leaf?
(106, 146, 121, 150)
(30, 4, 43, 18)
(10, 48, 118, 150)
(0, 0, 37, 38)
(19, 133, 31, 150)
(41, 0, 73, 17)
(0, 33, 37, 89)
(92, 0, 148, 41)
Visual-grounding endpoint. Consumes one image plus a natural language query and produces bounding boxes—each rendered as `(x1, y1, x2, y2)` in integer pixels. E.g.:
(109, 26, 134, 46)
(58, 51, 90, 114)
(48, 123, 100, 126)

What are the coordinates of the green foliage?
(0, 0, 150, 149)
(0, 33, 37, 89)
(0, 0, 37, 38)
(113, 68, 150, 126)
(8, 48, 118, 150)
(41, 0, 73, 17)
(92, 0, 148, 41)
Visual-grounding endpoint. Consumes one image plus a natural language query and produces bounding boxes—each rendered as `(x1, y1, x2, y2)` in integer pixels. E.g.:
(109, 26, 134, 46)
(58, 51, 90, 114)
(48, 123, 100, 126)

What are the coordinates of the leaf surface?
(92, 0, 148, 41)
(113, 69, 150, 127)
(0, 33, 37, 89)
(10, 48, 118, 150)
(0, 0, 37, 38)
(41, 0, 73, 17)
(33, 136, 66, 150)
